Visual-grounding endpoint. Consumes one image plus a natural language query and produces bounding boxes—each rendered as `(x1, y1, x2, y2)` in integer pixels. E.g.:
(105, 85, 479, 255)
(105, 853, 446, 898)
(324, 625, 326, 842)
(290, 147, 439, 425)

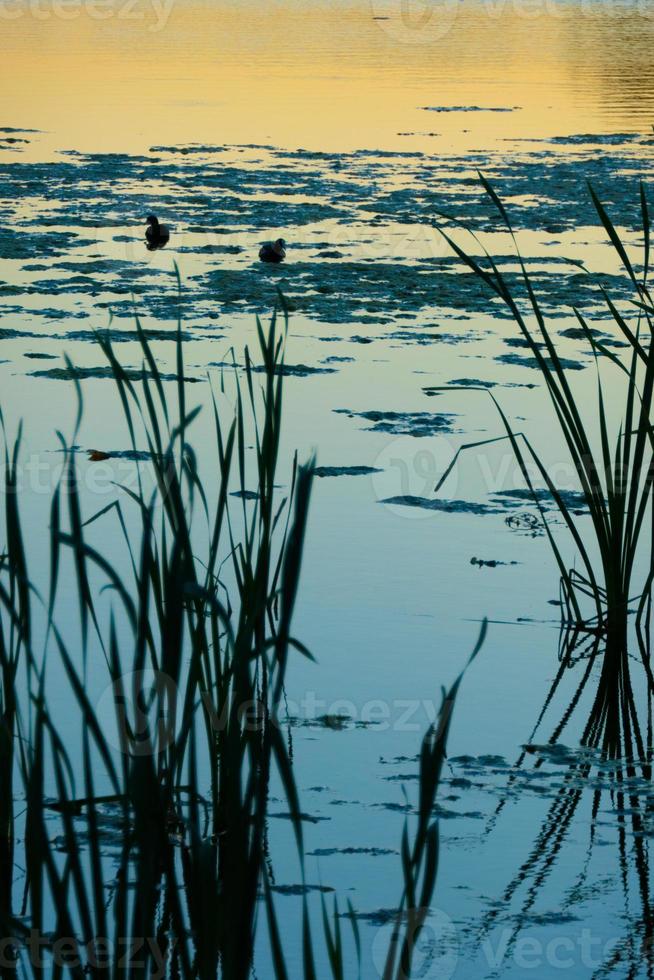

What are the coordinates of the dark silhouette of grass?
(0, 275, 485, 978)
(430, 176, 654, 659)
(429, 179, 654, 977)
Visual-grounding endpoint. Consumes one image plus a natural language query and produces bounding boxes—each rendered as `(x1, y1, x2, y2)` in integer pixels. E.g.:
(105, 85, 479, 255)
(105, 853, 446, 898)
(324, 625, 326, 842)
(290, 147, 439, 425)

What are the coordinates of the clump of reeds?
(431, 177, 654, 656)
(0, 274, 484, 978)
(0, 276, 317, 975)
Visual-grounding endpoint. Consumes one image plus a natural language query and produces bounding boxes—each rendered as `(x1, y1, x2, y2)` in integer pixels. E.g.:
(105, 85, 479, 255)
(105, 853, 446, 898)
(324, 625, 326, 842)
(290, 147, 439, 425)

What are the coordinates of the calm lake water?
(3, 0, 654, 976)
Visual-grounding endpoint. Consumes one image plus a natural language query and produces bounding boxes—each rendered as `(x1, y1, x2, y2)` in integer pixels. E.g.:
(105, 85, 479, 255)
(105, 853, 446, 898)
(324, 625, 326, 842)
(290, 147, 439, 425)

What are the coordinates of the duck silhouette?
(259, 238, 286, 264)
(145, 215, 170, 251)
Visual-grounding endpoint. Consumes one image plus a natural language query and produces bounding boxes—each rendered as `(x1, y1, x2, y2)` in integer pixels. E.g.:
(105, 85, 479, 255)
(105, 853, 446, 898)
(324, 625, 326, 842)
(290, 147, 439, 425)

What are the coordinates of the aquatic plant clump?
(433, 177, 654, 653)
(0, 277, 484, 978)
(0, 280, 318, 976)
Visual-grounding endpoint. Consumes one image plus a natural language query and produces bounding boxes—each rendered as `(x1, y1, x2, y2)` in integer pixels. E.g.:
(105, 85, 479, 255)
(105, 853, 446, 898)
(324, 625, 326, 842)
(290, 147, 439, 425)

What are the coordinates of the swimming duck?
(145, 215, 170, 250)
(259, 238, 286, 263)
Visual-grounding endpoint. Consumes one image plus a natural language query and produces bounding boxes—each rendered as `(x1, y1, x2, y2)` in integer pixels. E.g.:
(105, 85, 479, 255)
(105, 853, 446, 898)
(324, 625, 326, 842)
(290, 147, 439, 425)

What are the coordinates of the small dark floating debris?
(470, 556, 520, 568)
(505, 512, 543, 535)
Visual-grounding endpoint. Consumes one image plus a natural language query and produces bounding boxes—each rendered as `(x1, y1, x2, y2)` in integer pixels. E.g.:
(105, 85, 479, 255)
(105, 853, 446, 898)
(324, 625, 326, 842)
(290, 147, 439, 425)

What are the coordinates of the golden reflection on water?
(2, 0, 654, 156)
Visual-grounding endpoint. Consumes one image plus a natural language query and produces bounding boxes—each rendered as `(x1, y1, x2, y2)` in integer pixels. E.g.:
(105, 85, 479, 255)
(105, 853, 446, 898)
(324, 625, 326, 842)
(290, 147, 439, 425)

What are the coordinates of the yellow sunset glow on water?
(3, 0, 654, 157)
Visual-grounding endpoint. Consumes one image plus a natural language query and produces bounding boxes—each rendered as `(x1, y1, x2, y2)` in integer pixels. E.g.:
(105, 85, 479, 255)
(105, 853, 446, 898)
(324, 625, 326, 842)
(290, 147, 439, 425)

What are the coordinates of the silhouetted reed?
(432, 177, 654, 658)
(0, 277, 484, 978)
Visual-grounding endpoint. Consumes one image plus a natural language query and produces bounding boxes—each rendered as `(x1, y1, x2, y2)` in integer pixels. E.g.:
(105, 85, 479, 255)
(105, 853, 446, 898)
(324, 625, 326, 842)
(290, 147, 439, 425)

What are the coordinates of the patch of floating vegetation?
(0, 132, 650, 380)
(334, 409, 458, 436)
(0, 138, 29, 150)
(268, 811, 331, 824)
(270, 884, 334, 896)
(447, 376, 537, 390)
(380, 487, 587, 517)
(419, 105, 519, 113)
(28, 364, 202, 383)
(312, 465, 382, 478)
(347, 909, 412, 927)
(259, 363, 336, 377)
(201, 260, 515, 323)
(532, 133, 650, 146)
(290, 713, 352, 730)
(491, 488, 589, 513)
(495, 352, 586, 371)
(207, 360, 336, 377)
(307, 846, 397, 857)
(149, 144, 229, 155)
(387, 328, 481, 345)
(517, 911, 582, 926)
(62, 326, 205, 343)
(0, 227, 94, 260)
(0, 327, 36, 340)
(379, 496, 503, 515)
(558, 325, 629, 348)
